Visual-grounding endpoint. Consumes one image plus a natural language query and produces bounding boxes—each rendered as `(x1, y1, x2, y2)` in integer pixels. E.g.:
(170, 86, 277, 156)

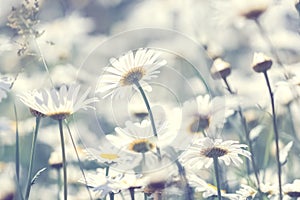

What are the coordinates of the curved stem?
(65, 121, 93, 200)
(213, 157, 222, 200)
(25, 117, 41, 200)
(58, 119, 68, 200)
(134, 81, 162, 160)
(222, 78, 261, 191)
(263, 71, 282, 200)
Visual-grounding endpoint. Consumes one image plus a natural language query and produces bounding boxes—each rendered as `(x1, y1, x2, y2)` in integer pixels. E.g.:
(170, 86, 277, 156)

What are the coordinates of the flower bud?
(210, 58, 231, 79)
(252, 52, 272, 73)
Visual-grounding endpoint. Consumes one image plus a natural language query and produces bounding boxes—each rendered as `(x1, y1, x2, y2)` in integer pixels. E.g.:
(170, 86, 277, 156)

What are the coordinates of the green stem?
(25, 117, 41, 200)
(263, 71, 282, 200)
(14, 104, 20, 182)
(134, 81, 161, 160)
(58, 119, 68, 200)
(105, 166, 109, 176)
(129, 188, 135, 200)
(57, 168, 62, 200)
(222, 78, 261, 192)
(213, 157, 222, 200)
(64, 121, 93, 200)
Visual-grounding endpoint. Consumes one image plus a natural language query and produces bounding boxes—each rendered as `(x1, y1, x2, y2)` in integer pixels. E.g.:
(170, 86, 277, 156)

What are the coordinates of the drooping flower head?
(179, 137, 251, 169)
(96, 48, 167, 99)
(18, 84, 97, 120)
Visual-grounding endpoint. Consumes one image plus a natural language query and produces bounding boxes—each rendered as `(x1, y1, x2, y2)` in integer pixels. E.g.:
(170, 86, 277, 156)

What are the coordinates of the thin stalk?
(105, 166, 109, 176)
(58, 119, 68, 200)
(213, 157, 222, 200)
(57, 168, 62, 200)
(134, 81, 161, 160)
(129, 188, 135, 200)
(109, 192, 114, 200)
(222, 77, 261, 191)
(263, 71, 282, 200)
(65, 121, 93, 200)
(25, 117, 41, 200)
(14, 104, 20, 182)
(32, 37, 54, 87)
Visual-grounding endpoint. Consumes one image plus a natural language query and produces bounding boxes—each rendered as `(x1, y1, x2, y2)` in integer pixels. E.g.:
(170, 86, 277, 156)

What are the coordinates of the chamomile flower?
(186, 172, 239, 199)
(78, 168, 123, 199)
(283, 179, 300, 199)
(96, 48, 167, 99)
(18, 84, 97, 120)
(176, 94, 236, 146)
(236, 184, 257, 199)
(179, 137, 251, 169)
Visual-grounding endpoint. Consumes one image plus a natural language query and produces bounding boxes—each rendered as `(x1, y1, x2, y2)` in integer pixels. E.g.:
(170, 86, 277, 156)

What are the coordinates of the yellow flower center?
(128, 139, 154, 153)
(99, 153, 119, 160)
(120, 67, 146, 86)
(49, 112, 71, 120)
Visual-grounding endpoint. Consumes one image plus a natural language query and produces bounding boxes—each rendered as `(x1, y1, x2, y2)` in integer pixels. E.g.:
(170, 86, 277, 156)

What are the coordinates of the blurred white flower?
(186, 171, 239, 199)
(78, 168, 122, 199)
(18, 84, 97, 119)
(96, 48, 167, 99)
(178, 94, 236, 142)
(283, 179, 300, 199)
(236, 184, 257, 199)
(179, 137, 251, 169)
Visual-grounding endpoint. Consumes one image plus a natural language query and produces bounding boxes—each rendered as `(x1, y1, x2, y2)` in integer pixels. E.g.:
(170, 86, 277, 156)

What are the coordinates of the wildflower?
(236, 184, 257, 199)
(96, 48, 167, 99)
(18, 84, 97, 120)
(283, 179, 300, 199)
(179, 137, 251, 169)
(252, 52, 273, 73)
(177, 94, 236, 143)
(78, 168, 123, 199)
(84, 144, 140, 170)
(186, 172, 239, 199)
(210, 58, 231, 80)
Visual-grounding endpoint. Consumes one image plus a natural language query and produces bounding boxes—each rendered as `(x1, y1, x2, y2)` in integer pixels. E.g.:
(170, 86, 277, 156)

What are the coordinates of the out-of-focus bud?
(252, 52, 272, 73)
(210, 58, 231, 79)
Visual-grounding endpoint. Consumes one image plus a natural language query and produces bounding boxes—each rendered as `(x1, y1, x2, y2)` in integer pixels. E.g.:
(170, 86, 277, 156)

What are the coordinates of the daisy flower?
(186, 172, 239, 199)
(283, 179, 300, 199)
(106, 120, 174, 171)
(236, 184, 257, 199)
(96, 48, 167, 99)
(78, 168, 123, 199)
(179, 137, 251, 169)
(175, 94, 236, 148)
(18, 84, 97, 120)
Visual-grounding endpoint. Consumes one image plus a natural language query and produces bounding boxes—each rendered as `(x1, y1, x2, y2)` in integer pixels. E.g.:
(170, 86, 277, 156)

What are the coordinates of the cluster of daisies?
(0, 0, 300, 199)
(0, 46, 294, 200)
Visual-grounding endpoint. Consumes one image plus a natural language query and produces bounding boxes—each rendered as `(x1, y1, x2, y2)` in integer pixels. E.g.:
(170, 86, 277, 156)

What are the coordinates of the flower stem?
(14, 104, 20, 182)
(57, 168, 62, 200)
(25, 116, 41, 200)
(213, 156, 222, 200)
(65, 121, 93, 200)
(129, 188, 135, 200)
(222, 77, 261, 192)
(58, 119, 68, 200)
(134, 81, 162, 160)
(263, 71, 282, 200)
